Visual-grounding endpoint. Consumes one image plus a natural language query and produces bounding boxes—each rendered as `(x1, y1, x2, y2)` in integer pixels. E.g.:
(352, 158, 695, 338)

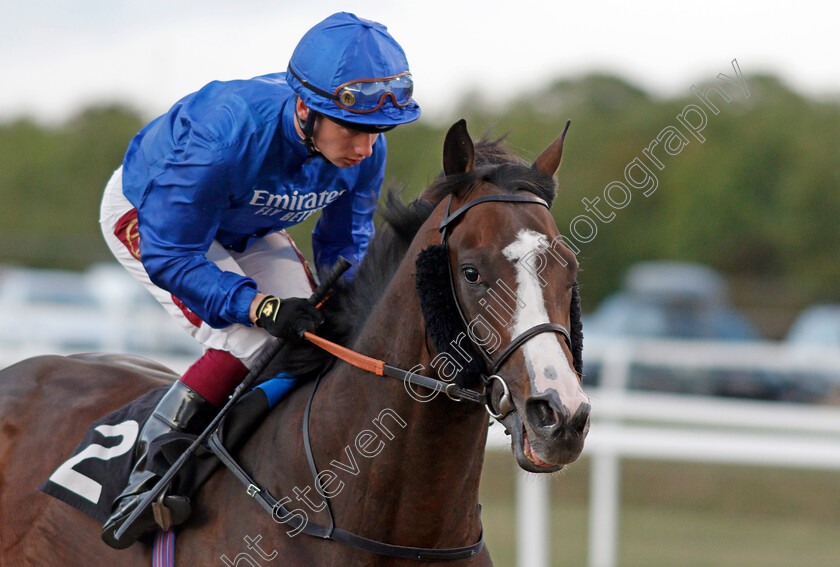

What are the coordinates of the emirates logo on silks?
(248, 188, 348, 221)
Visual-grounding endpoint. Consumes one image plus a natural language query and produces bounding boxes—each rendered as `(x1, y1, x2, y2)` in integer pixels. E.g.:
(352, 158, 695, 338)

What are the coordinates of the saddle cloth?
(38, 381, 281, 524)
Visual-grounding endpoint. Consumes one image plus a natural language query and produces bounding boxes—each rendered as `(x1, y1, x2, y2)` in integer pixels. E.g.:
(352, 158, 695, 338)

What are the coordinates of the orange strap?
(303, 332, 385, 376)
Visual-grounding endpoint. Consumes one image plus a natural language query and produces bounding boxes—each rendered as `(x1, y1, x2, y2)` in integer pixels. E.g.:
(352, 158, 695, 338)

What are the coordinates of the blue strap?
(255, 373, 298, 408)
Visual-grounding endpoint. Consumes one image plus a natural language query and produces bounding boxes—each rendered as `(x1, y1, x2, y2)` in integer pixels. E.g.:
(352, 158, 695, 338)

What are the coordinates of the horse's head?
(417, 120, 590, 473)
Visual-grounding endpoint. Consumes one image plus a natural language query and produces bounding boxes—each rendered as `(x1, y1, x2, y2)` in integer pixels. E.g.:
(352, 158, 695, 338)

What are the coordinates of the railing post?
(517, 470, 550, 567)
(587, 338, 629, 567)
(599, 341, 632, 391)
(588, 448, 620, 567)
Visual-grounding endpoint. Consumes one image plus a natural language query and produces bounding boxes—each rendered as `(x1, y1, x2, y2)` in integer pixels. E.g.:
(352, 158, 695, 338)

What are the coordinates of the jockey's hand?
(254, 295, 325, 341)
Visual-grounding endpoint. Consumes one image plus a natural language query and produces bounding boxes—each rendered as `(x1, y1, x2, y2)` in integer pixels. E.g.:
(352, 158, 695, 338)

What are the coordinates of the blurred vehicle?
(0, 265, 201, 358)
(783, 304, 840, 398)
(586, 261, 759, 341)
(583, 261, 827, 402)
(0, 267, 107, 351)
(785, 304, 840, 348)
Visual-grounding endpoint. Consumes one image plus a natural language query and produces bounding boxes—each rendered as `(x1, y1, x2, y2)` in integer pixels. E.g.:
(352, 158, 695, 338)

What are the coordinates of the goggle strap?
(287, 66, 339, 101)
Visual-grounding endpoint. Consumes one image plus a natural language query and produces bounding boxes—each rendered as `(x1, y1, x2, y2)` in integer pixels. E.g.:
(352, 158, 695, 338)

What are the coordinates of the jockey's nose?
(354, 133, 377, 158)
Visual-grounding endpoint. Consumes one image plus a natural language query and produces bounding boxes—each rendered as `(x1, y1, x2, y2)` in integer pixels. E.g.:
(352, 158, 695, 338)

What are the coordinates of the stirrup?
(102, 491, 191, 549)
(101, 381, 216, 549)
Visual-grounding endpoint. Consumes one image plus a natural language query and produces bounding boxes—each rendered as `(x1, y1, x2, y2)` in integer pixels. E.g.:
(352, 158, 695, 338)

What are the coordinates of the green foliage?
(2, 74, 838, 327)
(382, 73, 840, 323)
(0, 105, 144, 269)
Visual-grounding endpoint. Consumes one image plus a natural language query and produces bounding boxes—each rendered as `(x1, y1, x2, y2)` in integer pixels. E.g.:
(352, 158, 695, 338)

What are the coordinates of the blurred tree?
(2, 75, 838, 336)
(0, 105, 144, 269)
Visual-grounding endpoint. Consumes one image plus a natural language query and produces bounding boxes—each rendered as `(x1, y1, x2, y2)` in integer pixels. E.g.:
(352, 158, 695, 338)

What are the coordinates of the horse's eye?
(462, 267, 482, 284)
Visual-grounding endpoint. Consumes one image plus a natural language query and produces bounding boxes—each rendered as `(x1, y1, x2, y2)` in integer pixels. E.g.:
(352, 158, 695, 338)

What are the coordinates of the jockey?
(99, 12, 420, 548)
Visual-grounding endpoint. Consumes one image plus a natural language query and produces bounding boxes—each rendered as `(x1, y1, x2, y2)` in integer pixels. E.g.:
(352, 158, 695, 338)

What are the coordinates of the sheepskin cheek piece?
(570, 281, 583, 377)
(415, 245, 585, 387)
(414, 244, 485, 388)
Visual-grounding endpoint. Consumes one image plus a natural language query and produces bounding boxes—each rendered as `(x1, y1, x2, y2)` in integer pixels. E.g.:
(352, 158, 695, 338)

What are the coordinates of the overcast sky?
(2, 0, 838, 124)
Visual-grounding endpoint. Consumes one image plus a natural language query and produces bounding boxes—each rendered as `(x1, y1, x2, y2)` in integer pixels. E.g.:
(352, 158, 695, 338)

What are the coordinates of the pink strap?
(152, 529, 175, 567)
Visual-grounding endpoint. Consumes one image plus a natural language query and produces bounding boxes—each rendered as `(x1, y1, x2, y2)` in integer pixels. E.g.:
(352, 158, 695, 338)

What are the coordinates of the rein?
(209, 351, 485, 561)
(303, 333, 488, 405)
(209, 191, 576, 562)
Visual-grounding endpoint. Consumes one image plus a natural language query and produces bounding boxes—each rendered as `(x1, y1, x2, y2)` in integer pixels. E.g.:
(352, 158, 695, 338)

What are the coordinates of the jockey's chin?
(318, 152, 366, 168)
(311, 118, 378, 168)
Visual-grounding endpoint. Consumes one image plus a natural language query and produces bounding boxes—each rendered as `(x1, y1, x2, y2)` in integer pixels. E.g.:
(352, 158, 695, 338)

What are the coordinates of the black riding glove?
(254, 295, 325, 341)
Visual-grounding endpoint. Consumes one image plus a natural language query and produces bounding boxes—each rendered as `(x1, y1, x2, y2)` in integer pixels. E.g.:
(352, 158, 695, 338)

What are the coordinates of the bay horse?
(0, 120, 589, 566)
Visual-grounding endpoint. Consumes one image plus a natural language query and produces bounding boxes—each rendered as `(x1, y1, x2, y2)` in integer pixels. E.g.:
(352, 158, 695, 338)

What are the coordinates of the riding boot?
(101, 380, 217, 549)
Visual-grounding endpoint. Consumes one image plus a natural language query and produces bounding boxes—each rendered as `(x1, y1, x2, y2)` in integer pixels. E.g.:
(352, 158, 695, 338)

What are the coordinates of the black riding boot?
(101, 381, 217, 549)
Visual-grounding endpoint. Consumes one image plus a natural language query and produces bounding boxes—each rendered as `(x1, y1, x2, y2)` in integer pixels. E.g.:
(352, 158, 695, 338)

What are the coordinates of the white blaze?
(502, 229, 588, 414)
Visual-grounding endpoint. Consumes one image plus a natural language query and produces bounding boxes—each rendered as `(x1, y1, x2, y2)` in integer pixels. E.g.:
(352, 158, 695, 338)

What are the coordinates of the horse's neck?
(308, 235, 488, 547)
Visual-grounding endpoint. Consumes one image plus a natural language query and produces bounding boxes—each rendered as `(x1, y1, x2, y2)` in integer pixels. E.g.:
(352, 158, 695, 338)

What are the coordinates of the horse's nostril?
(526, 399, 558, 429)
(571, 403, 591, 436)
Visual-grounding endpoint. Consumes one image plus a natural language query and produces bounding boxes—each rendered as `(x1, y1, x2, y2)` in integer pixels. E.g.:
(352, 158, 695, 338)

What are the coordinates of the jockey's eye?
(462, 266, 482, 284)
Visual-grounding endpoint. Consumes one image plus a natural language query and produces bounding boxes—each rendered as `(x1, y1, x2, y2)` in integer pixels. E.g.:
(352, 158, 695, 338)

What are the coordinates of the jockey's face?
(295, 98, 379, 168)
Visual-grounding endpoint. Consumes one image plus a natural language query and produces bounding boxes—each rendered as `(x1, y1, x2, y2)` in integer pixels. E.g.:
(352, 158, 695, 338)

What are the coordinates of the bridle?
(305, 191, 579, 420)
(296, 191, 577, 421)
(210, 190, 578, 562)
(436, 192, 575, 419)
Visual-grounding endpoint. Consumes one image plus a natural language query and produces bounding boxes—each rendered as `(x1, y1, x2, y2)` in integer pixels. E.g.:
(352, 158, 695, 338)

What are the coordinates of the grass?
(478, 451, 840, 567)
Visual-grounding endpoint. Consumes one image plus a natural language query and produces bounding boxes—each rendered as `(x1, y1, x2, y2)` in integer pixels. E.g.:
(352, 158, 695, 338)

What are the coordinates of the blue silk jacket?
(121, 72, 385, 328)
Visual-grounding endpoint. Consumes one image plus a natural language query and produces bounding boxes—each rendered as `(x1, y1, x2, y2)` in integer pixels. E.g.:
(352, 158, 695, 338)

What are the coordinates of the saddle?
(39, 370, 306, 532)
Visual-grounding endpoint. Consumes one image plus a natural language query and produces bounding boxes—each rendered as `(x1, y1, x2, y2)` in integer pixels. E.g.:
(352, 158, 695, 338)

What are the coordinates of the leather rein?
(209, 192, 574, 561)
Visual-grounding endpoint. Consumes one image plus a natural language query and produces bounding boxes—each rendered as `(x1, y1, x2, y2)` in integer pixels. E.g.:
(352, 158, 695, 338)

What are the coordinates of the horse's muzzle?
(506, 391, 590, 472)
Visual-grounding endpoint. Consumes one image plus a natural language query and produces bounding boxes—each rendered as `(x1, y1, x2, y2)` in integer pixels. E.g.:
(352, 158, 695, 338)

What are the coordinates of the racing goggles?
(333, 73, 414, 113)
(290, 67, 414, 114)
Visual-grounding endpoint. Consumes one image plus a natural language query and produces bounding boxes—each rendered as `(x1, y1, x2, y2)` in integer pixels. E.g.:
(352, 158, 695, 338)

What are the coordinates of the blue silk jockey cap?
(286, 12, 421, 128)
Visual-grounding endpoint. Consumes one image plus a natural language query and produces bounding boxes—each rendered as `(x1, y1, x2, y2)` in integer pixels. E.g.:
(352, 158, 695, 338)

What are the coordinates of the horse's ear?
(443, 119, 475, 176)
(533, 120, 571, 177)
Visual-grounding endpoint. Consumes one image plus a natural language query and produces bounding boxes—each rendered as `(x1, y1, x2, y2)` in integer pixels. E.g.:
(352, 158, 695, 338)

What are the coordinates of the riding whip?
(114, 256, 352, 544)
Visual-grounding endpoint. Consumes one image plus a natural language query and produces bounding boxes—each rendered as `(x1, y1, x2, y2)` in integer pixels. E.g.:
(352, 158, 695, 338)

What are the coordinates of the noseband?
(437, 193, 574, 419)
